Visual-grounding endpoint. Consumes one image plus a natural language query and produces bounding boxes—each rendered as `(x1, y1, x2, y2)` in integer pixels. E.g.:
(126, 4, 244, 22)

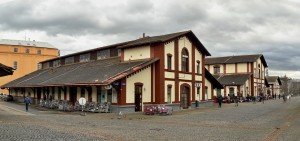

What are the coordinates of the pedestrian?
(234, 96, 239, 107)
(24, 95, 31, 111)
(252, 96, 256, 104)
(283, 94, 287, 103)
(218, 96, 223, 108)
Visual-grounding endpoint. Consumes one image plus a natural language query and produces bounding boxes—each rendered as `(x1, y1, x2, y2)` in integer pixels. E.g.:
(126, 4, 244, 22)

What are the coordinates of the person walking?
(24, 96, 31, 111)
(234, 96, 239, 107)
(252, 96, 256, 104)
(218, 96, 223, 108)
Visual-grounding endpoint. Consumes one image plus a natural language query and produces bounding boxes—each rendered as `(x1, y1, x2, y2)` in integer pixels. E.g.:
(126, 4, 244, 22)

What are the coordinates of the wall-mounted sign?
(195, 83, 201, 88)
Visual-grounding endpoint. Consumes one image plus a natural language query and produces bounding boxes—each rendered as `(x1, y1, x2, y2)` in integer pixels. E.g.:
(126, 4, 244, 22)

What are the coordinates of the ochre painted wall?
(0, 44, 58, 94)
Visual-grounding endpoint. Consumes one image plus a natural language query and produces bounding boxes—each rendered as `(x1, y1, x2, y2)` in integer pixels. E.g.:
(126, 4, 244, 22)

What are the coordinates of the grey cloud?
(1, 0, 300, 76)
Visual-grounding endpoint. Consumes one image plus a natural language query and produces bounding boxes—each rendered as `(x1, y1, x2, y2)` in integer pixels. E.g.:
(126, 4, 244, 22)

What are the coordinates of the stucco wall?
(126, 66, 152, 104)
(165, 80, 175, 103)
(164, 41, 175, 70)
(238, 63, 247, 73)
(205, 78, 212, 100)
(226, 64, 235, 73)
(195, 48, 203, 73)
(179, 73, 192, 80)
(165, 72, 175, 79)
(123, 46, 150, 61)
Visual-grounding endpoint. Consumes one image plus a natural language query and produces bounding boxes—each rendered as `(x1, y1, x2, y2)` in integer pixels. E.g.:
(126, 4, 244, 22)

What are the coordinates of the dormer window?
(65, 57, 74, 64)
(80, 53, 90, 62)
(53, 60, 61, 67)
(97, 49, 110, 60)
(214, 65, 220, 74)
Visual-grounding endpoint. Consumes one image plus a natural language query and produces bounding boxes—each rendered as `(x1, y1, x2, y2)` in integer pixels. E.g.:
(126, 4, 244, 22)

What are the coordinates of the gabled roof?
(0, 63, 14, 77)
(213, 74, 252, 86)
(119, 30, 211, 56)
(1, 57, 158, 88)
(42, 30, 211, 64)
(206, 54, 268, 67)
(205, 69, 223, 89)
(0, 39, 56, 49)
(266, 76, 282, 85)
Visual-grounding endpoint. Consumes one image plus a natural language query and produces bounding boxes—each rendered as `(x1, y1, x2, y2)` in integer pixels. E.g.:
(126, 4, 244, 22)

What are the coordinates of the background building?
(0, 39, 59, 94)
(205, 54, 268, 97)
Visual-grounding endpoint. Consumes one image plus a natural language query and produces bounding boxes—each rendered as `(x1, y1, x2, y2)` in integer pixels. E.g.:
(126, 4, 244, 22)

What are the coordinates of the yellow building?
(0, 39, 59, 94)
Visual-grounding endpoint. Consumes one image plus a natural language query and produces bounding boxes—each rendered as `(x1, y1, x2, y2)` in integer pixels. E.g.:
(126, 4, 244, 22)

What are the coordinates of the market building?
(1, 31, 222, 112)
(205, 54, 268, 97)
(0, 39, 59, 94)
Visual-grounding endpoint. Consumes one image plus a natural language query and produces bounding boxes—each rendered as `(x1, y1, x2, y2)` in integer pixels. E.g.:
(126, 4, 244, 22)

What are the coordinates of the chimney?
(143, 33, 145, 38)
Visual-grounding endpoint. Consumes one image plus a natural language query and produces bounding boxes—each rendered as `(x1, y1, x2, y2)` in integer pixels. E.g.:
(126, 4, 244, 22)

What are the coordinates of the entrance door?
(69, 87, 77, 105)
(135, 85, 142, 112)
(107, 89, 112, 103)
(97, 87, 101, 103)
(181, 86, 189, 109)
(37, 88, 41, 100)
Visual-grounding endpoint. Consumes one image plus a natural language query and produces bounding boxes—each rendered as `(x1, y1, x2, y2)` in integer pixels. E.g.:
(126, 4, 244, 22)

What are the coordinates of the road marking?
(0, 104, 34, 116)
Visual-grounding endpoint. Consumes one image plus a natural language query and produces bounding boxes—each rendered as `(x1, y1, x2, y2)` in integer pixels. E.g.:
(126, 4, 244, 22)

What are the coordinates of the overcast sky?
(0, 0, 300, 78)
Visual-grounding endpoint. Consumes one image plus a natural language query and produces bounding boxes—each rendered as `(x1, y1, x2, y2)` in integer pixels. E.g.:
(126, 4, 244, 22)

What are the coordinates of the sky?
(0, 0, 300, 78)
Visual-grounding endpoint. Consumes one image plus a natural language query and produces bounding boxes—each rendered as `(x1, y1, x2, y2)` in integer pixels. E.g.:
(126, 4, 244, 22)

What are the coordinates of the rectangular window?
(167, 86, 172, 103)
(14, 48, 18, 52)
(214, 66, 220, 74)
(53, 60, 61, 67)
(42, 62, 49, 69)
(167, 55, 172, 70)
(13, 61, 17, 69)
(182, 56, 188, 72)
(65, 57, 74, 64)
(197, 87, 200, 95)
(80, 53, 90, 62)
(97, 49, 110, 60)
(37, 50, 41, 54)
(26, 48, 30, 53)
(197, 61, 200, 73)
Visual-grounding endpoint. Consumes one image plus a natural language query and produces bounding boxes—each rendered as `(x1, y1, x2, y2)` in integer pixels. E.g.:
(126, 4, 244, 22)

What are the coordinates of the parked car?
(4, 95, 13, 101)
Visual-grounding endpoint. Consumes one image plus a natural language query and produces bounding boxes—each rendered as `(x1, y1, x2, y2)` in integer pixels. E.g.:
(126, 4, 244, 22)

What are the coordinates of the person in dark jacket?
(217, 96, 223, 108)
(234, 96, 239, 107)
(24, 96, 31, 111)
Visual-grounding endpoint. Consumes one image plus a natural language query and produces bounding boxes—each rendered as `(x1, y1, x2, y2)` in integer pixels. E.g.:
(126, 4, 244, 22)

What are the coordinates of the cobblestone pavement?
(1, 97, 300, 141)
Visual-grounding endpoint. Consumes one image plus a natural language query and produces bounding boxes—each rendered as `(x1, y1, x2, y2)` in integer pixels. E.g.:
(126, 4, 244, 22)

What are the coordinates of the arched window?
(181, 48, 189, 72)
